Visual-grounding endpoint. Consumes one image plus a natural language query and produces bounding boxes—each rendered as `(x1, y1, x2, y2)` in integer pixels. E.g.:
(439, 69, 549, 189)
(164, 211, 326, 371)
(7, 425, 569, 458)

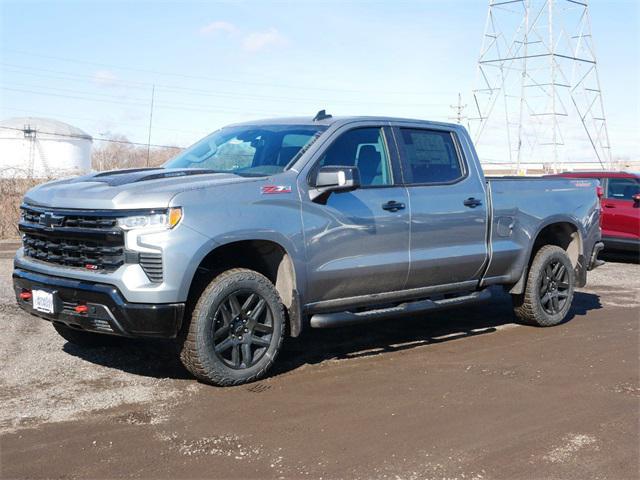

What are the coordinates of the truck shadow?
(62, 289, 602, 382)
(274, 289, 602, 376)
(600, 251, 639, 264)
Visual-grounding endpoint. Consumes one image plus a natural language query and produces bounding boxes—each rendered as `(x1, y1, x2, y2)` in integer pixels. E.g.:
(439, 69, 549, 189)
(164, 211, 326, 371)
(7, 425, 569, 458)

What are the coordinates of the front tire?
(512, 245, 575, 327)
(179, 268, 285, 386)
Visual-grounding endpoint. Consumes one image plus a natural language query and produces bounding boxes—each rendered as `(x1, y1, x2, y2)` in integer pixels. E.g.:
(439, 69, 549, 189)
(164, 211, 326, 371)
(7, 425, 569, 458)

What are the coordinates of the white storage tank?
(0, 117, 92, 178)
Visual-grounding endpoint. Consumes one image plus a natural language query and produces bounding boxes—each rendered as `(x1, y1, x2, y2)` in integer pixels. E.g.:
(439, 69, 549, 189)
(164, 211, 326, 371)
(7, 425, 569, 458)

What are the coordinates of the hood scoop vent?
(93, 168, 157, 177)
(87, 168, 222, 187)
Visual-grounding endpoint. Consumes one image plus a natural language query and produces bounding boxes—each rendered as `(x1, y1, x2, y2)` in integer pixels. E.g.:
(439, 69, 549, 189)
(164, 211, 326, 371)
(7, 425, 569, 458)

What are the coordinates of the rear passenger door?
(392, 125, 488, 289)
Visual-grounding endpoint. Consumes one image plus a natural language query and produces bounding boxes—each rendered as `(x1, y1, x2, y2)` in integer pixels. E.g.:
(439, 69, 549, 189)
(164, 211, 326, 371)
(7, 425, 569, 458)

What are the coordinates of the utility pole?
(24, 124, 36, 178)
(470, 0, 612, 173)
(146, 84, 155, 167)
(449, 93, 467, 125)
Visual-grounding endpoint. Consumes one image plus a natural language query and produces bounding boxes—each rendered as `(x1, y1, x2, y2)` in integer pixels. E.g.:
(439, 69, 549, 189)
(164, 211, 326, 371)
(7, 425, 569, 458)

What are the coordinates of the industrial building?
(0, 117, 92, 178)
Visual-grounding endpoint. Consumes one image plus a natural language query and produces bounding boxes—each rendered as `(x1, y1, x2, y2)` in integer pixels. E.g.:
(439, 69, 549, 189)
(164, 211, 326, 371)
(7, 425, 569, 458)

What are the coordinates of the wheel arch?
(185, 237, 303, 337)
(510, 217, 584, 294)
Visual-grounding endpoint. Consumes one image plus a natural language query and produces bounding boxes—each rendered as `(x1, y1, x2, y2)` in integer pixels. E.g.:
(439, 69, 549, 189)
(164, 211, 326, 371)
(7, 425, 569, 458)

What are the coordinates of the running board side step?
(309, 289, 492, 329)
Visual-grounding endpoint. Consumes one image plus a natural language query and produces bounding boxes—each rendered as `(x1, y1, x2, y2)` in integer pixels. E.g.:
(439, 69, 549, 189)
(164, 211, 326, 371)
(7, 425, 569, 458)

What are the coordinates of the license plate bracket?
(32, 289, 56, 314)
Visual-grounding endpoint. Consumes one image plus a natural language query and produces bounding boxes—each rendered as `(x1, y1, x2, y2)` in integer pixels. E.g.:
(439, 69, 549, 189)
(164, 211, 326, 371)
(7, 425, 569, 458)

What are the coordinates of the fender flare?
(509, 215, 584, 294)
(182, 233, 305, 337)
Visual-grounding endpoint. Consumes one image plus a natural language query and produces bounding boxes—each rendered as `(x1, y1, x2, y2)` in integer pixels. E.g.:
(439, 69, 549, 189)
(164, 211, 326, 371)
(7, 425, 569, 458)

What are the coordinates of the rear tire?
(53, 323, 122, 347)
(179, 268, 285, 386)
(512, 245, 575, 327)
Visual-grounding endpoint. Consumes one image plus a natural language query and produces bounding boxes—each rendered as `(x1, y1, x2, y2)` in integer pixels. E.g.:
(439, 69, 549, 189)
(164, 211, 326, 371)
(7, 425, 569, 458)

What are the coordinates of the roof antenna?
(313, 109, 332, 121)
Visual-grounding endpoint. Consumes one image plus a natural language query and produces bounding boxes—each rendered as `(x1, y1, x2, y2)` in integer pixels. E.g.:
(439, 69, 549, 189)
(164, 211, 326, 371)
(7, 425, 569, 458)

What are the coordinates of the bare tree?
(91, 137, 182, 171)
(0, 177, 48, 238)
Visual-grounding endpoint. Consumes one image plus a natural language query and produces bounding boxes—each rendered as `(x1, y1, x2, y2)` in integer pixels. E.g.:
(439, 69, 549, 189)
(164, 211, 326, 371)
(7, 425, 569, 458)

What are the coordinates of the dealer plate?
(32, 289, 55, 314)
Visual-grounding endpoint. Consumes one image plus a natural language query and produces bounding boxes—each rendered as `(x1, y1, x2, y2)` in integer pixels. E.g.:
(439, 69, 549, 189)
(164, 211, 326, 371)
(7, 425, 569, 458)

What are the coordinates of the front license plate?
(32, 289, 55, 314)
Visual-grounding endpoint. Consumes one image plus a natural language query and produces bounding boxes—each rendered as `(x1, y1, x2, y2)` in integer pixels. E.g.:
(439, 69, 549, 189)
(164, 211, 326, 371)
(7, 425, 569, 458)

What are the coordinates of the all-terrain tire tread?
(179, 268, 285, 386)
(513, 245, 574, 327)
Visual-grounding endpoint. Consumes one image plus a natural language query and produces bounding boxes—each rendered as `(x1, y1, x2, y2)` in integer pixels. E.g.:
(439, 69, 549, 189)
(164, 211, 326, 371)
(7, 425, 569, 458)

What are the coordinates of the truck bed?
(481, 176, 601, 289)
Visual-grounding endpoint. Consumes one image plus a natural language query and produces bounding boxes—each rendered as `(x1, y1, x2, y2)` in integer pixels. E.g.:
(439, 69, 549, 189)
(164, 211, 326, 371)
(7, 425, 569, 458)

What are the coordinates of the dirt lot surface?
(1, 253, 639, 480)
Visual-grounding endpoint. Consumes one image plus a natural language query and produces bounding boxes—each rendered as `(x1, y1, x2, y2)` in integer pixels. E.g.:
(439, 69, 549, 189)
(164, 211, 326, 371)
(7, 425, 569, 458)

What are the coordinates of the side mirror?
(310, 166, 360, 202)
(632, 193, 640, 206)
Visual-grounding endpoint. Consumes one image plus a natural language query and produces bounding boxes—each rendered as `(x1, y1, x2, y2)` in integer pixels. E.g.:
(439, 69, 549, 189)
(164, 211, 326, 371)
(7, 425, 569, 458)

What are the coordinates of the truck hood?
(24, 168, 257, 210)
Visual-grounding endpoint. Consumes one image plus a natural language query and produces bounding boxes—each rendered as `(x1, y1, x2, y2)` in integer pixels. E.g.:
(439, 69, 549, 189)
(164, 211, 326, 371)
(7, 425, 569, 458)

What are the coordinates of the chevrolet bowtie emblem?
(39, 212, 65, 228)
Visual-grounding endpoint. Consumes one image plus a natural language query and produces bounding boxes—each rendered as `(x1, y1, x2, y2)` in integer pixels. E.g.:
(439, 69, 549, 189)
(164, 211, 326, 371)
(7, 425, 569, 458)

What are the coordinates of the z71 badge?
(261, 185, 292, 194)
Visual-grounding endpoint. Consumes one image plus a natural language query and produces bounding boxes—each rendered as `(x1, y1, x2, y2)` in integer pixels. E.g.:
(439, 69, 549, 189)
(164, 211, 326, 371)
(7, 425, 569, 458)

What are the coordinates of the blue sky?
(0, 0, 638, 162)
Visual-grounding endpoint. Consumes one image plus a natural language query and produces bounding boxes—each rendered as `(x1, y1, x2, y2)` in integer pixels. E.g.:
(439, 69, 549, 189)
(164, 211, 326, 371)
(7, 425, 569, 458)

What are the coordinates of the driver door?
(300, 126, 410, 305)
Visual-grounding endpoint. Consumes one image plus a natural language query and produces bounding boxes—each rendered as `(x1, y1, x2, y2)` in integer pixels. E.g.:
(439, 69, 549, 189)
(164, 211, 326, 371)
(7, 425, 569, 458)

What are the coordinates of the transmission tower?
(449, 93, 468, 125)
(469, 0, 612, 173)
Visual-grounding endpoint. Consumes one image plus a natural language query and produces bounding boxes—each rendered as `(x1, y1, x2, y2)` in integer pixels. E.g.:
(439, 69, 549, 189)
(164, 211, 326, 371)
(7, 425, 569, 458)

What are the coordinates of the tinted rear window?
(399, 129, 463, 184)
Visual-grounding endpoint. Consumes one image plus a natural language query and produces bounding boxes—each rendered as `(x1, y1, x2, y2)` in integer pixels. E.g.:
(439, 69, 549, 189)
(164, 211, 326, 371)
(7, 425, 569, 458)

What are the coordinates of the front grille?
(20, 206, 125, 272)
(22, 234, 125, 270)
(20, 205, 165, 283)
(22, 209, 118, 229)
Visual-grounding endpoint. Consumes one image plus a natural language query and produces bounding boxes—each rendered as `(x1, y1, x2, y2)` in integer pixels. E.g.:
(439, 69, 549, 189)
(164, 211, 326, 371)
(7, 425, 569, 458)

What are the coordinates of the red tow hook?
(19, 290, 32, 301)
(74, 304, 89, 314)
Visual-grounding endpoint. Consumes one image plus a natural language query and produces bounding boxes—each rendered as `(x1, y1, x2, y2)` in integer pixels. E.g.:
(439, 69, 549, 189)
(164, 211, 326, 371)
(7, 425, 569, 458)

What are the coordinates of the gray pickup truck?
(14, 113, 604, 385)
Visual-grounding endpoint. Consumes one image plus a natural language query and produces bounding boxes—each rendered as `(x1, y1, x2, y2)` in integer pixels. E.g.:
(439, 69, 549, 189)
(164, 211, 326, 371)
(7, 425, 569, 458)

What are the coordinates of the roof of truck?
(228, 115, 460, 129)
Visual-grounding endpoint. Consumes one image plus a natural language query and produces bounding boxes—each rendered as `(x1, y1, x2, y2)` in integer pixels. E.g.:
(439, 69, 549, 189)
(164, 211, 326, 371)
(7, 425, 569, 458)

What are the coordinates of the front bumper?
(13, 268, 184, 338)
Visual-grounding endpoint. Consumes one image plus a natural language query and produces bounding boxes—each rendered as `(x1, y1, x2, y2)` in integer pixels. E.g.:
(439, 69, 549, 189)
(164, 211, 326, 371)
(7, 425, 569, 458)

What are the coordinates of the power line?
(0, 106, 210, 136)
(5, 49, 460, 97)
(1, 63, 151, 89)
(0, 86, 305, 117)
(1, 86, 149, 107)
(2, 83, 455, 121)
(1, 63, 452, 108)
(0, 125, 185, 149)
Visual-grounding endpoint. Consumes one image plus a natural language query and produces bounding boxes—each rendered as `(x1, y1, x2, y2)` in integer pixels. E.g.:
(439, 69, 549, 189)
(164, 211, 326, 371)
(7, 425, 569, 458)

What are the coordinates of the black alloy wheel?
(539, 260, 571, 315)
(212, 290, 274, 369)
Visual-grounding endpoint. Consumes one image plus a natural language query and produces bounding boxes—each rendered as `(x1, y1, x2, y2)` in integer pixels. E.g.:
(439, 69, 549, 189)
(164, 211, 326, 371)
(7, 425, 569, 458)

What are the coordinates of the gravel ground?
(0, 249, 203, 434)
(1, 252, 638, 479)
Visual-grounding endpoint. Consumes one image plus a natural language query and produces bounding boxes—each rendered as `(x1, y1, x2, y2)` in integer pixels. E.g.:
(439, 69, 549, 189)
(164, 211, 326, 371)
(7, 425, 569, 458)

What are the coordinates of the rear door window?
(397, 129, 464, 184)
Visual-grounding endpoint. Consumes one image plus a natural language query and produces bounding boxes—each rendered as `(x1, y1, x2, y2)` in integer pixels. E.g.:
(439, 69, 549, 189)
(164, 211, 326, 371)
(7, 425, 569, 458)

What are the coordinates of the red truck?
(552, 171, 639, 253)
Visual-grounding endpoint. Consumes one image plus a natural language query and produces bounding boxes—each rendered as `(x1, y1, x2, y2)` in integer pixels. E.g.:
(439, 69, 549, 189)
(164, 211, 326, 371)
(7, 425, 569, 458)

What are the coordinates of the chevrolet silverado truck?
(14, 113, 604, 386)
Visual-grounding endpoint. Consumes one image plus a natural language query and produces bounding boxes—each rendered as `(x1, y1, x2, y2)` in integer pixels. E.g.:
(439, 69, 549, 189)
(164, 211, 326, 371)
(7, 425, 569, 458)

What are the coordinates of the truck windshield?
(165, 125, 327, 176)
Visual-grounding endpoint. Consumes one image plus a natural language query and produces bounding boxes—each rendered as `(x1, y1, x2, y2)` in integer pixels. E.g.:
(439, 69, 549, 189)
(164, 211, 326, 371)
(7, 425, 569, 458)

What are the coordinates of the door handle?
(463, 197, 482, 208)
(603, 204, 615, 208)
(382, 200, 406, 212)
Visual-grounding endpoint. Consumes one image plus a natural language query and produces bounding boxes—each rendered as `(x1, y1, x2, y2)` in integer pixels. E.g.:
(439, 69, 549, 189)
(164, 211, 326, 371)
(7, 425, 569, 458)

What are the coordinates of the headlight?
(117, 207, 182, 231)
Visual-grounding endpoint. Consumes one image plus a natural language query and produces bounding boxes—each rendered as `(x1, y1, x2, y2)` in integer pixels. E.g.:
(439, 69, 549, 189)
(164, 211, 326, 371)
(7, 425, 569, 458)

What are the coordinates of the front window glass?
(165, 125, 326, 176)
(606, 178, 639, 200)
(318, 127, 392, 186)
